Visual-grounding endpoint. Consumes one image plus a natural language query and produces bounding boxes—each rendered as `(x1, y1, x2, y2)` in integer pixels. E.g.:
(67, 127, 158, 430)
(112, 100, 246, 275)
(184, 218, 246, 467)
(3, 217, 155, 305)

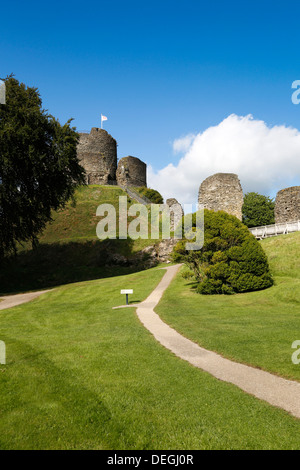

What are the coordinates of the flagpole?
(101, 114, 103, 129)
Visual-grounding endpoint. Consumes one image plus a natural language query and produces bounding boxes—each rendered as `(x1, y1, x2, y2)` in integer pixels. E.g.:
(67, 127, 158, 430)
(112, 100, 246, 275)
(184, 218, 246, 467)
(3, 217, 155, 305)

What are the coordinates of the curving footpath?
(135, 264, 300, 419)
(0, 290, 51, 311)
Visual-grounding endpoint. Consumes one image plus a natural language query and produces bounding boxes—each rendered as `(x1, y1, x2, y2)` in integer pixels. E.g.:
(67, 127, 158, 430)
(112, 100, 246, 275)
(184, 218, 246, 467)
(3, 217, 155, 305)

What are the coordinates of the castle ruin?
(165, 198, 184, 232)
(77, 130, 300, 229)
(198, 173, 244, 220)
(116, 156, 147, 187)
(77, 128, 117, 185)
(77, 128, 147, 187)
(275, 186, 300, 224)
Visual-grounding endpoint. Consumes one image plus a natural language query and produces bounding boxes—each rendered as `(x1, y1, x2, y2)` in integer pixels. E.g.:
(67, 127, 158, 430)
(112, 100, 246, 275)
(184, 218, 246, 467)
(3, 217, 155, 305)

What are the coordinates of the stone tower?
(198, 173, 244, 220)
(116, 156, 147, 187)
(275, 186, 300, 223)
(77, 128, 117, 185)
(165, 198, 184, 232)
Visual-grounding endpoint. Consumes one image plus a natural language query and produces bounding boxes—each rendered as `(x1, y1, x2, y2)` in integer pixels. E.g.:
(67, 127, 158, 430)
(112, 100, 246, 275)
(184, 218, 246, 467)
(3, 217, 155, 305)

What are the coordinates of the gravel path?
(0, 290, 51, 311)
(134, 264, 300, 419)
(4, 267, 300, 419)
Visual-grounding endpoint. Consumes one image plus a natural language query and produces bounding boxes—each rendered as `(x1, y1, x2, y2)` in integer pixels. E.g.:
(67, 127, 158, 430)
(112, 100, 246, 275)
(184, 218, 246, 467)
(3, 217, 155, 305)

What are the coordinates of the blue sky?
(2, 0, 300, 202)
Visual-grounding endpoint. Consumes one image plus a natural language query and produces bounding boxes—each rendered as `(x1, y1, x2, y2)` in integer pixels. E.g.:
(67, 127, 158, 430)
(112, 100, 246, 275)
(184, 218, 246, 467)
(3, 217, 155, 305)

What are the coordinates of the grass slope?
(156, 232, 300, 381)
(0, 186, 158, 294)
(0, 267, 300, 450)
(39, 185, 125, 243)
(38, 185, 144, 245)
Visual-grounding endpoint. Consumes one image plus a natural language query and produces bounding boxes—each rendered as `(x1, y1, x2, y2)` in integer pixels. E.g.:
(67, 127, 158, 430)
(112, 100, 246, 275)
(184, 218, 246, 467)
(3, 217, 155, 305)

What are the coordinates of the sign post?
(120, 289, 133, 305)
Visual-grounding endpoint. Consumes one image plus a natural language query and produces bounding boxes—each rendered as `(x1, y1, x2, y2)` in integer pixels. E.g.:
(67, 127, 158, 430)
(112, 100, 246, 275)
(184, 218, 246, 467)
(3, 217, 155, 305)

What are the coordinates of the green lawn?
(156, 232, 300, 381)
(1, 267, 300, 449)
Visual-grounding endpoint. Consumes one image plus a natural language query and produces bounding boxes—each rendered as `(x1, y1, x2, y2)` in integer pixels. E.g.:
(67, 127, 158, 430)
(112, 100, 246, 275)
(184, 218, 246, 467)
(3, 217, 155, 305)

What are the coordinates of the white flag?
(101, 115, 108, 121)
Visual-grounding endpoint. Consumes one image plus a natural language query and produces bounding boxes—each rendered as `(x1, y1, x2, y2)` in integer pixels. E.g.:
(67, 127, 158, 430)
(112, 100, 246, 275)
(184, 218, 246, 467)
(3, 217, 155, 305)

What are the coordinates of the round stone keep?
(275, 186, 300, 223)
(116, 156, 147, 187)
(198, 173, 244, 220)
(77, 128, 117, 185)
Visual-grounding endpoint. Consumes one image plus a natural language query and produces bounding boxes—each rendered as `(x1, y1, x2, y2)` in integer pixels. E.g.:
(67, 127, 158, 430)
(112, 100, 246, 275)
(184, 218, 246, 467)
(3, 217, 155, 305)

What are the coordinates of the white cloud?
(173, 133, 196, 154)
(147, 114, 300, 205)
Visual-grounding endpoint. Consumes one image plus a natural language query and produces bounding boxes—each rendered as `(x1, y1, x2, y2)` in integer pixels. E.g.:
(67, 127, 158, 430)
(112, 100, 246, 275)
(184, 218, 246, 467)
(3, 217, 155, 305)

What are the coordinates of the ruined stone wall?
(275, 186, 300, 223)
(116, 156, 147, 187)
(165, 198, 184, 231)
(77, 128, 117, 185)
(198, 173, 244, 220)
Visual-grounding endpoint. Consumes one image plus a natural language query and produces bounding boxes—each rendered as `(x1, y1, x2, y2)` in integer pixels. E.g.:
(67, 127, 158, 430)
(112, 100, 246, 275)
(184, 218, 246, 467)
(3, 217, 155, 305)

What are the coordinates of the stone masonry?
(116, 156, 147, 187)
(275, 186, 300, 223)
(77, 128, 147, 187)
(77, 128, 117, 185)
(198, 173, 244, 220)
(164, 198, 184, 232)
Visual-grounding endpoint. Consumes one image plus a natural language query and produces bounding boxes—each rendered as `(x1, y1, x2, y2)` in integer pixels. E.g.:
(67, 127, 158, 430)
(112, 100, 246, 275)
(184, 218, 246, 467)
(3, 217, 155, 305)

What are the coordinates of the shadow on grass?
(0, 336, 117, 449)
(182, 280, 199, 290)
(0, 239, 152, 295)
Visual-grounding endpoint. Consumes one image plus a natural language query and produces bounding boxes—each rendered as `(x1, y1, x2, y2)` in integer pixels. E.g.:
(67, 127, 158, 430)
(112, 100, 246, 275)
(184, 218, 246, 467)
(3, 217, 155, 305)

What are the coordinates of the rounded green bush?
(174, 209, 273, 295)
(135, 187, 164, 204)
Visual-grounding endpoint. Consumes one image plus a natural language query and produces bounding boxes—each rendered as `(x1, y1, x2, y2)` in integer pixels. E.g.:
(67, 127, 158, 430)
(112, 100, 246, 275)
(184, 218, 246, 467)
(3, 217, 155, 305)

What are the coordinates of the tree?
(0, 76, 86, 258)
(136, 187, 164, 204)
(242, 192, 275, 228)
(172, 209, 273, 295)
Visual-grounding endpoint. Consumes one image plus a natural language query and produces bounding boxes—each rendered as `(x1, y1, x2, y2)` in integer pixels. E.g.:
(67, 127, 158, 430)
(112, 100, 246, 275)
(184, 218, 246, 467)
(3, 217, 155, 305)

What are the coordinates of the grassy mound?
(37, 185, 145, 244)
(261, 231, 300, 279)
(0, 185, 159, 294)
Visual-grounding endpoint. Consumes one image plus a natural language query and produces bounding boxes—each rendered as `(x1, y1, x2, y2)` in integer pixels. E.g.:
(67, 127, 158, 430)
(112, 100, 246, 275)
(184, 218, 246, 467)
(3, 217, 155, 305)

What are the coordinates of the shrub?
(135, 187, 164, 204)
(242, 192, 275, 228)
(173, 209, 273, 295)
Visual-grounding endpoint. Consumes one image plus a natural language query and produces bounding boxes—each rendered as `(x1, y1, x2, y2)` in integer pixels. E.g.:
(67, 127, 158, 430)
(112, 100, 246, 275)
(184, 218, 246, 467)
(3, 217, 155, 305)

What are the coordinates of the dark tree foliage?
(0, 76, 86, 258)
(136, 186, 164, 204)
(242, 192, 275, 228)
(172, 209, 273, 295)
